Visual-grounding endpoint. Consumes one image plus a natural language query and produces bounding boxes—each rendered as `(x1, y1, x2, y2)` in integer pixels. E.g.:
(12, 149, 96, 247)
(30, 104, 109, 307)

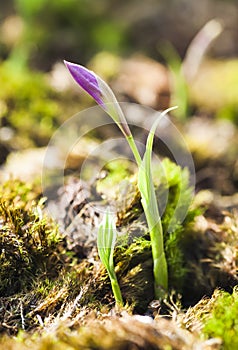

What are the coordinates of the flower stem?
(144, 208, 168, 299)
(127, 133, 168, 299)
(126, 135, 142, 166)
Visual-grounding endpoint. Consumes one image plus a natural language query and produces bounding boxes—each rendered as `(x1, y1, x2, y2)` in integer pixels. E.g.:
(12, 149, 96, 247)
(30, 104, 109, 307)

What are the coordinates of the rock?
(114, 55, 170, 110)
(0, 147, 47, 182)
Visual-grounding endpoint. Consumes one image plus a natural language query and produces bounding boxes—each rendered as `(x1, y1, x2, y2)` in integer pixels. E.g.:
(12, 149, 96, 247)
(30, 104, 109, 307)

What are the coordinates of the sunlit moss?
(155, 159, 197, 292)
(96, 158, 136, 199)
(0, 179, 64, 296)
(180, 287, 238, 349)
(202, 287, 238, 349)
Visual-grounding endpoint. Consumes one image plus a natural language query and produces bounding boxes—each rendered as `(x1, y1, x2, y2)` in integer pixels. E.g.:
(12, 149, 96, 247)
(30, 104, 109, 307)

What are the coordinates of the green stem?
(109, 272, 123, 307)
(144, 208, 168, 299)
(126, 135, 142, 166)
(145, 169, 168, 299)
(127, 134, 168, 299)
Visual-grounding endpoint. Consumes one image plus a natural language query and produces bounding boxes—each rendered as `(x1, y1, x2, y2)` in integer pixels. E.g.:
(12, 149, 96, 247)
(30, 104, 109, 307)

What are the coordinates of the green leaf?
(97, 209, 117, 274)
(137, 106, 177, 298)
(138, 107, 177, 222)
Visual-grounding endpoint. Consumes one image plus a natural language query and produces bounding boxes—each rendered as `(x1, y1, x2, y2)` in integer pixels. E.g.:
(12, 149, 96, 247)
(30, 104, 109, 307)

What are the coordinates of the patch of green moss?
(0, 179, 64, 296)
(0, 179, 112, 334)
(155, 158, 198, 292)
(201, 287, 238, 349)
(116, 236, 154, 312)
(96, 158, 136, 199)
(181, 288, 238, 349)
(203, 291, 238, 347)
(180, 206, 238, 304)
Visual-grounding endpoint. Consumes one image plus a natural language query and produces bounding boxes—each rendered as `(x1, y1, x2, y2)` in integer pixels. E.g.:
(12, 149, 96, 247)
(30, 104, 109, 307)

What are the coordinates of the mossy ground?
(0, 65, 237, 347)
(1, 155, 238, 349)
(1, 2, 238, 347)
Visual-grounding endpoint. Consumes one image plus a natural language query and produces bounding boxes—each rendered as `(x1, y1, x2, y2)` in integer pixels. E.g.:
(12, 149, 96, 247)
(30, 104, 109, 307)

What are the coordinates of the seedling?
(64, 60, 176, 301)
(97, 209, 123, 306)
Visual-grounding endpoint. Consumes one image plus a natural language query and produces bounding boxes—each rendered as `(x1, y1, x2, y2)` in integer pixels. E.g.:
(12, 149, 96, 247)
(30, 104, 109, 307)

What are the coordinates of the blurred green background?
(0, 0, 238, 178)
(1, 0, 238, 69)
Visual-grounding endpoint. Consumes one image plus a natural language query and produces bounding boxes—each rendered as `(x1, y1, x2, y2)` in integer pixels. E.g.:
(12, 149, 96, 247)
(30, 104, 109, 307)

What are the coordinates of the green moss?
(183, 288, 238, 349)
(155, 158, 198, 292)
(0, 179, 112, 333)
(180, 206, 238, 304)
(0, 179, 64, 296)
(96, 158, 136, 199)
(202, 288, 238, 349)
(115, 236, 153, 312)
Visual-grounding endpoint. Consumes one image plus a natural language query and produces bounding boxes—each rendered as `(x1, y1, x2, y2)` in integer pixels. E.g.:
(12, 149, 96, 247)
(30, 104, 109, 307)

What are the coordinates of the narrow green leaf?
(137, 106, 177, 298)
(97, 209, 116, 273)
(138, 107, 177, 217)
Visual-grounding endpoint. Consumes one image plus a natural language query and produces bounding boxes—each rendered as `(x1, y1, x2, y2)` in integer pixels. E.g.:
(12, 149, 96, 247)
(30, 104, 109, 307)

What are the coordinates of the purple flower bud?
(64, 60, 104, 107)
(64, 60, 131, 137)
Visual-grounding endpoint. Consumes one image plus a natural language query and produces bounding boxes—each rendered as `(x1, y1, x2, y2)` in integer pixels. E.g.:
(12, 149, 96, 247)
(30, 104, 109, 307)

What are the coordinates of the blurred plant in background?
(4, 0, 127, 70)
(161, 19, 223, 121)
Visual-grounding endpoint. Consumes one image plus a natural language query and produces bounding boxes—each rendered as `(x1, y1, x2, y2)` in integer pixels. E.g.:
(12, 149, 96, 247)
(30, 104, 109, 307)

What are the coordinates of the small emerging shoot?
(97, 209, 123, 307)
